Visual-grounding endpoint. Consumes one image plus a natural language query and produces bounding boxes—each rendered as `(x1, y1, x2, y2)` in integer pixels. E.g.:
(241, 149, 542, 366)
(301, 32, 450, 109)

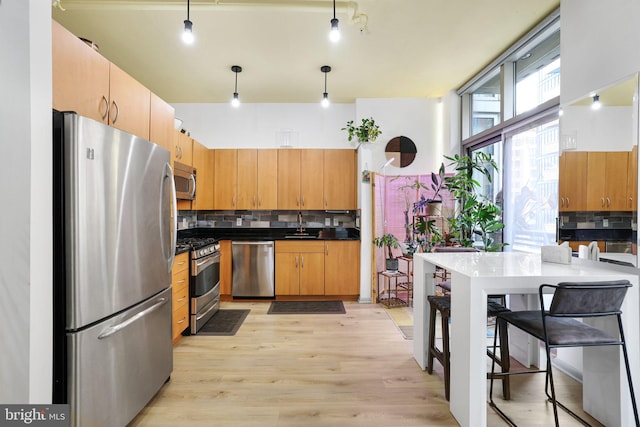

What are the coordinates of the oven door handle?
(192, 253, 220, 275)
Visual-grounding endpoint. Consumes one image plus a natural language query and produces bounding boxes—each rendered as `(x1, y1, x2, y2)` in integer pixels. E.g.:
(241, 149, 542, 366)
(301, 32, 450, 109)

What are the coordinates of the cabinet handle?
(177, 297, 186, 302)
(99, 95, 109, 120)
(326, 244, 329, 255)
(630, 197, 634, 208)
(179, 146, 183, 159)
(110, 100, 119, 124)
(301, 255, 304, 268)
(325, 197, 328, 207)
(601, 197, 605, 207)
(566, 197, 570, 207)
(301, 195, 305, 207)
(295, 256, 298, 268)
(177, 317, 186, 324)
(296, 196, 300, 207)
(607, 197, 611, 207)
(232, 196, 236, 207)
(177, 279, 186, 284)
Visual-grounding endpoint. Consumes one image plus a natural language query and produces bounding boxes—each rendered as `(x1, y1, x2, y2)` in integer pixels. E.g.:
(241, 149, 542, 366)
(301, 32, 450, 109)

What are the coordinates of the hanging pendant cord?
(187, 0, 190, 20)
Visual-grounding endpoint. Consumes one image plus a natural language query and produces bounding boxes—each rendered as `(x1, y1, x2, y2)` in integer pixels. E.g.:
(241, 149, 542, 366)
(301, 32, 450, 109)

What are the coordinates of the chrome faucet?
(297, 211, 305, 233)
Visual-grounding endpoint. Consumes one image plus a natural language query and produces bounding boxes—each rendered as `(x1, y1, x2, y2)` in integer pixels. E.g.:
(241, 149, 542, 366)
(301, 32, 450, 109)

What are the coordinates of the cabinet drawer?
(275, 240, 324, 253)
(172, 282, 189, 311)
(172, 253, 189, 276)
(172, 266, 189, 288)
(172, 303, 189, 338)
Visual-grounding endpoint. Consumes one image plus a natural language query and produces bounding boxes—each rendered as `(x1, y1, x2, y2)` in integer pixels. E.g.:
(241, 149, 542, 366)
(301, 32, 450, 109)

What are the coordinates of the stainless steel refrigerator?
(52, 111, 176, 427)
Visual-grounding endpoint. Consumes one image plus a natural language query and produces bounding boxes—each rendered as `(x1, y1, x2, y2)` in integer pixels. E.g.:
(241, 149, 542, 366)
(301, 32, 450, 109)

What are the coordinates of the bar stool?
(427, 295, 511, 401)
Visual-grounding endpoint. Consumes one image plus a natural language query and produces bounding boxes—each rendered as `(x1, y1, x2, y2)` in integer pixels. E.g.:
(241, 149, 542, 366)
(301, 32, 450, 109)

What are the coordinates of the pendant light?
(321, 66, 331, 108)
(231, 65, 242, 107)
(182, 0, 194, 44)
(329, 0, 340, 42)
(591, 94, 602, 110)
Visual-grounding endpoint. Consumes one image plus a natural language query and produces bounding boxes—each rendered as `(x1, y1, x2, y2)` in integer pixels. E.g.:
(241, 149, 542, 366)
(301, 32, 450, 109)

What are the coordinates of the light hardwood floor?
(128, 301, 602, 427)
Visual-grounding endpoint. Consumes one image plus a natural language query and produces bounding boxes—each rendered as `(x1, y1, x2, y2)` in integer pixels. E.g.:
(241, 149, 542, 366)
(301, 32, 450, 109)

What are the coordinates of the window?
(471, 72, 501, 136)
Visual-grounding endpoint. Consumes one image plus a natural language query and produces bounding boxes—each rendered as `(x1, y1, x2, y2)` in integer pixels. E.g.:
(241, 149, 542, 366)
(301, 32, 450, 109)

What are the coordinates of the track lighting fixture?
(231, 65, 242, 107)
(591, 94, 602, 110)
(182, 0, 194, 44)
(321, 66, 331, 108)
(329, 0, 340, 42)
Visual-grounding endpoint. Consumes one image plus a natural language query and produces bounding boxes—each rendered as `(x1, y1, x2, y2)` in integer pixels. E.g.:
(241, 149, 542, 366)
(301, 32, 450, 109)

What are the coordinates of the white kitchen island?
(412, 251, 640, 427)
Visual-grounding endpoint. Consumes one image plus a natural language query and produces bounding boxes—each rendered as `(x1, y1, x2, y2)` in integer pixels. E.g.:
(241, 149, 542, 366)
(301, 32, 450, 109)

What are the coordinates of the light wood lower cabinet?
(324, 241, 360, 295)
(275, 240, 360, 296)
(172, 252, 190, 344)
(219, 240, 232, 296)
(275, 241, 325, 295)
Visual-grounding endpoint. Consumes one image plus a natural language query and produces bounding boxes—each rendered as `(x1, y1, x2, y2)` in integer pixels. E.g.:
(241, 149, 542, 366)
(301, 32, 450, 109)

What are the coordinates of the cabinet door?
(174, 131, 194, 166)
(237, 149, 258, 209)
(627, 146, 638, 211)
(192, 141, 214, 210)
(108, 62, 151, 140)
(606, 151, 629, 210)
(278, 149, 301, 209)
(257, 149, 278, 209)
(300, 150, 324, 209)
(214, 149, 238, 209)
(275, 252, 300, 295)
(587, 152, 608, 210)
(149, 93, 175, 155)
(559, 151, 587, 211)
(324, 150, 356, 209)
(324, 241, 360, 295)
(52, 20, 110, 123)
(299, 252, 325, 295)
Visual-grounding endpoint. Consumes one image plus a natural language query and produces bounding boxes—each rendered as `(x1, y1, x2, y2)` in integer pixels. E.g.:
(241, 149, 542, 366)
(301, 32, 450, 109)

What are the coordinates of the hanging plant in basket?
(342, 117, 381, 147)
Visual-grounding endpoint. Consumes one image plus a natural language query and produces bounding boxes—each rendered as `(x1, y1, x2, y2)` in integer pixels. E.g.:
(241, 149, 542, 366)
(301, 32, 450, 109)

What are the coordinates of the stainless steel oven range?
(177, 237, 220, 334)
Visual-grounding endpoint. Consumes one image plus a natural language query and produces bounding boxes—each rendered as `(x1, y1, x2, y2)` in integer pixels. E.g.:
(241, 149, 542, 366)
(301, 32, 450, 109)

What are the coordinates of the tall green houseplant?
(443, 152, 506, 252)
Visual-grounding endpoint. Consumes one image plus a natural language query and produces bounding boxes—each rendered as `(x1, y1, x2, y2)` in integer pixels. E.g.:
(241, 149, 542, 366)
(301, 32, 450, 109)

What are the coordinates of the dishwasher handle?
(232, 241, 274, 246)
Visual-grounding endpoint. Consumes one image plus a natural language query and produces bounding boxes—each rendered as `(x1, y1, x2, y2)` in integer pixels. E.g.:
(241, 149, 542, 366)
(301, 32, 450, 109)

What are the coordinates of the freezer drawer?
(67, 287, 173, 427)
(232, 241, 275, 297)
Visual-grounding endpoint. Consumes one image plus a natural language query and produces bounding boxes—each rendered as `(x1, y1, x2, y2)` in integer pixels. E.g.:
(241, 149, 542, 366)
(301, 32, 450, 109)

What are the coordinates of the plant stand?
(377, 270, 410, 308)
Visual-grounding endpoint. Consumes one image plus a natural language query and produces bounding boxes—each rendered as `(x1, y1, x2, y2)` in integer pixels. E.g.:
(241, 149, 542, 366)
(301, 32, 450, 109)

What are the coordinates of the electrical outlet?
(333, 217, 339, 226)
(325, 217, 331, 226)
(603, 219, 609, 227)
(236, 217, 242, 226)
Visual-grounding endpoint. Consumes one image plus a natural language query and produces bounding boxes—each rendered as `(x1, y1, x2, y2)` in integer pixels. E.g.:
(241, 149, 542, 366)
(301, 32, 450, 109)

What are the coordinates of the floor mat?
(197, 309, 250, 336)
(267, 300, 346, 314)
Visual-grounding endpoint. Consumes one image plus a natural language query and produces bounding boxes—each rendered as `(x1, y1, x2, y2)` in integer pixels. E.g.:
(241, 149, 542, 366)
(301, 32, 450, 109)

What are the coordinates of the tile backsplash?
(177, 210, 358, 231)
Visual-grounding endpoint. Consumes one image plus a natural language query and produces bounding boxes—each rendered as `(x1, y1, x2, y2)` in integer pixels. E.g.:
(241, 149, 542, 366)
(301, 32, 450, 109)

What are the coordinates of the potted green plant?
(373, 233, 400, 271)
(442, 152, 507, 252)
(342, 117, 381, 146)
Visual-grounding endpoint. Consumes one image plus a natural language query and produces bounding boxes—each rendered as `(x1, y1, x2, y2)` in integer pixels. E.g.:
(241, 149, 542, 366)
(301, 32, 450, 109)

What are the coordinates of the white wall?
(561, 106, 635, 151)
(0, 0, 52, 403)
(173, 103, 355, 149)
(561, 0, 640, 104)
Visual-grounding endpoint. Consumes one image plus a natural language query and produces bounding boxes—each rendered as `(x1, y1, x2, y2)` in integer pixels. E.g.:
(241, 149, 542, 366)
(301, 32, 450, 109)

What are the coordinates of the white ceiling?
(52, 0, 559, 104)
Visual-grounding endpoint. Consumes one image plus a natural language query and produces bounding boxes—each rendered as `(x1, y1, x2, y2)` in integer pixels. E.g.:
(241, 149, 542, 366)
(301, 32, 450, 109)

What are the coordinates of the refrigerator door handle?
(161, 162, 177, 272)
(97, 297, 169, 340)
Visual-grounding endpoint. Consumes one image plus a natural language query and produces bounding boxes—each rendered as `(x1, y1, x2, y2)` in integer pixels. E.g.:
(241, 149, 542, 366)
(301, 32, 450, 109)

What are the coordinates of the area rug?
(267, 300, 346, 314)
(197, 309, 250, 336)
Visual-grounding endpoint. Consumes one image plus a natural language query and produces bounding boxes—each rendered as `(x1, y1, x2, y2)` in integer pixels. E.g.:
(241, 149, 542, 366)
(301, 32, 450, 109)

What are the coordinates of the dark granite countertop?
(178, 227, 360, 242)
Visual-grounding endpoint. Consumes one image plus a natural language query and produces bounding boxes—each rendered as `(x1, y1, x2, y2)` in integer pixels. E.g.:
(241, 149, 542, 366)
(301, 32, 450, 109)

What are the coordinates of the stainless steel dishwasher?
(232, 241, 275, 297)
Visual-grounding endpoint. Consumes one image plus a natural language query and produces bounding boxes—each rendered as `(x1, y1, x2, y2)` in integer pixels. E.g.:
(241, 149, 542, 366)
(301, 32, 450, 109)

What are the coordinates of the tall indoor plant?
(443, 152, 506, 252)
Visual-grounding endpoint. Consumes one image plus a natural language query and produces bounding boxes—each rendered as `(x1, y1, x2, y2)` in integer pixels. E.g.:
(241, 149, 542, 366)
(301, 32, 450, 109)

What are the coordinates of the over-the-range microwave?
(174, 161, 196, 200)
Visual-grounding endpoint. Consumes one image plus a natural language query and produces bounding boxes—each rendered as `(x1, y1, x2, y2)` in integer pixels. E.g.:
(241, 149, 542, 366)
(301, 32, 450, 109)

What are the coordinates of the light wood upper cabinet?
(324, 241, 360, 295)
(192, 141, 214, 210)
(52, 20, 110, 123)
(53, 20, 153, 141)
(237, 149, 258, 209)
(174, 130, 194, 166)
(149, 93, 175, 156)
(278, 149, 324, 210)
(257, 149, 278, 209)
(214, 149, 238, 209)
(324, 149, 357, 209)
(558, 151, 587, 212)
(586, 152, 629, 211)
(627, 146, 638, 211)
(108, 63, 151, 139)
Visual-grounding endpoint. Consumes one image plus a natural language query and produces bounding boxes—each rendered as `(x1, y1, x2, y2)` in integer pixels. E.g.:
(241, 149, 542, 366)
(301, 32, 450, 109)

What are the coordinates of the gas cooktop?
(176, 237, 218, 250)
